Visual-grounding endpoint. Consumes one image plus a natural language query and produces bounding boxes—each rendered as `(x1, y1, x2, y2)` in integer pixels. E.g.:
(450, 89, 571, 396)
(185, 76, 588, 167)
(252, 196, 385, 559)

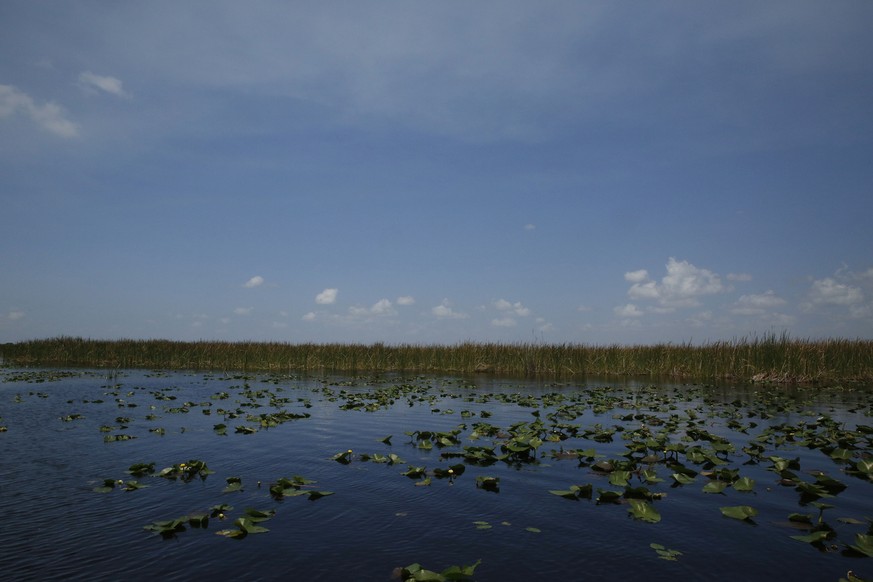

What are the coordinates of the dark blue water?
(0, 369, 870, 581)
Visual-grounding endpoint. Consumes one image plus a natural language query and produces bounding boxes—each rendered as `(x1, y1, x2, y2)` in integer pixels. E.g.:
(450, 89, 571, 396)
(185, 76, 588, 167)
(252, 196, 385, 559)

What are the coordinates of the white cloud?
(0, 84, 78, 138)
(349, 298, 396, 317)
(78, 71, 130, 97)
(727, 272, 753, 282)
(243, 275, 264, 288)
(730, 290, 786, 315)
(627, 280, 660, 300)
(302, 311, 317, 321)
(315, 288, 338, 304)
(371, 298, 394, 315)
(614, 303, 644, 318)
(809, 277, 863, 306)
(396, 295, 415, 305)
(626, 258, 727, 308)
(432, 299, 467, 319)
(234, 307, 253, 315)
(495, 299, 530, 317)
(491, 317, 517, 327)
(624, 269, 648, 283)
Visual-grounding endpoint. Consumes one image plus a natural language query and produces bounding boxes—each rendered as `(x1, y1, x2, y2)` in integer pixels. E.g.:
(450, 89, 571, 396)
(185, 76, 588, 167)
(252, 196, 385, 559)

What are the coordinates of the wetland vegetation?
(1, 366, 871, 580)
(3, 334, 873, 382)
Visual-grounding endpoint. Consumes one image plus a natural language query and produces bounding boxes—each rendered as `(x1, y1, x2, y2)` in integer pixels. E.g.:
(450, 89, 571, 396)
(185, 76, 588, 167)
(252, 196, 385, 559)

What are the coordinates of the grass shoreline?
(3, 335, 873, 384)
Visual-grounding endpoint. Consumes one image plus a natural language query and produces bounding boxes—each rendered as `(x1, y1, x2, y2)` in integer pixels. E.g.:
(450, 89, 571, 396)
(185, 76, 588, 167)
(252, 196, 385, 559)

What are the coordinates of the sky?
(1, 1, 872, 346)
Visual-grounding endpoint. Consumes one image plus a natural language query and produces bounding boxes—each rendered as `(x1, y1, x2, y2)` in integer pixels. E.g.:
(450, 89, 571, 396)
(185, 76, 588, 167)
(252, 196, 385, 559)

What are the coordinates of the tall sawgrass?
(2, 335, 872, 382)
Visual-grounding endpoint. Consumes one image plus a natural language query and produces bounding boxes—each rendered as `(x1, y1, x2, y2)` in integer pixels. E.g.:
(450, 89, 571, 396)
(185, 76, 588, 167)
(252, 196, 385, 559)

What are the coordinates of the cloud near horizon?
(432, 299, 467, 320)
(349, 298, 396, 317)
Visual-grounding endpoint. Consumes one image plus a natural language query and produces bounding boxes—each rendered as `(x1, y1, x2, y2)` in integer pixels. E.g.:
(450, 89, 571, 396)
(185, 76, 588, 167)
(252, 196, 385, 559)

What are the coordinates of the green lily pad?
(628, 499, 661, 523)
(671, 473, 695, 486)
(720, 505, 758, 521)
(790, 529, 833, 544)
(144, 517, 187, 539)
(703, 481, 728, 494)
(849, 533, 873, 557)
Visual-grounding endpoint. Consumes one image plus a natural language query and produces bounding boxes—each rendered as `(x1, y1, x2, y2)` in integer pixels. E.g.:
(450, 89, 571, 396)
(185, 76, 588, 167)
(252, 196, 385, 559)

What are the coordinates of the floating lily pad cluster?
(322, 378, 873, 559)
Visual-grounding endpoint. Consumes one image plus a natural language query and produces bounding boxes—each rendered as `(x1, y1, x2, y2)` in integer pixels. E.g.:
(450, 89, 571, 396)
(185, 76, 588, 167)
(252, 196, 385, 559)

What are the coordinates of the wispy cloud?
(233, 307, 253, 316)
(624, 269, 648, 283)
(800, 272, 871, 320)
(432, 299, 467, 319)
(494, 299, 530, 317)
(808, 277, 863, 306)
(730, 290, 786, 315)
(0, 84, 78, 138)
(349, 298, 396, 317)
(78, 71, 130, 98)
(315, 288, 338, 305)
(243, 275, 264, 288)
(614, 303, 644, 318)
(396, 296, 415, 306)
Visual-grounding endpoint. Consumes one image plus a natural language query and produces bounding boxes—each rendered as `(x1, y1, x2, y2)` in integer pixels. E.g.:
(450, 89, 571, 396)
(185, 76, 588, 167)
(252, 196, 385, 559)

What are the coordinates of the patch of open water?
(0, 368, 871, 581)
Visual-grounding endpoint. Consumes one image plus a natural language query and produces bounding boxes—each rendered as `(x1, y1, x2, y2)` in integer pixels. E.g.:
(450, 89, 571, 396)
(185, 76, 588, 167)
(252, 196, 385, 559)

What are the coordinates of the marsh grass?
(2, 335, 872, 382)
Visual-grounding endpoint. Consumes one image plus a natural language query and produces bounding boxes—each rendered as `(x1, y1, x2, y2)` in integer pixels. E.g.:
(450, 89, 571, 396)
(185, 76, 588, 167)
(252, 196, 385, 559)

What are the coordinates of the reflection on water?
(0, 369, 871, 581)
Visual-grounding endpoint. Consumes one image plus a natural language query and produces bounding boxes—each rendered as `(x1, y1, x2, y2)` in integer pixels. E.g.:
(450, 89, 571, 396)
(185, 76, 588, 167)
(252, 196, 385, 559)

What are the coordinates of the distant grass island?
(2, 335, 872, 384)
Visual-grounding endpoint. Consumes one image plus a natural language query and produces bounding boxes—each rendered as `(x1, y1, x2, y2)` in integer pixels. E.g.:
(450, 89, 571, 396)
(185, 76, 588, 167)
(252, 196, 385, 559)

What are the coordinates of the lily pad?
(720, 505, 758, 521)
(628, 500, 661, 523)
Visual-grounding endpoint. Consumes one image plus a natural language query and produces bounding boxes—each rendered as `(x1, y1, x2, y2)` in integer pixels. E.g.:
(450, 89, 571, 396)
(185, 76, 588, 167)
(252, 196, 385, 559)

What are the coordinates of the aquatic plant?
(650, 543, 682, 561)
(215, 508, 276, 538)
(396, 559, 480, 581)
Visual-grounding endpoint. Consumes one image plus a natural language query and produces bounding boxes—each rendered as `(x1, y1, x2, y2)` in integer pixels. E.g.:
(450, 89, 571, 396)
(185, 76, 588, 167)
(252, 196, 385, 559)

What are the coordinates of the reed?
(2, 335, 872, 382)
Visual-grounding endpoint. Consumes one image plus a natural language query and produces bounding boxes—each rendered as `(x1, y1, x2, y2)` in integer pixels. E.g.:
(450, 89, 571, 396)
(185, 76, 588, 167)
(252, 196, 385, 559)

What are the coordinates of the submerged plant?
(650, 543, 682, 561)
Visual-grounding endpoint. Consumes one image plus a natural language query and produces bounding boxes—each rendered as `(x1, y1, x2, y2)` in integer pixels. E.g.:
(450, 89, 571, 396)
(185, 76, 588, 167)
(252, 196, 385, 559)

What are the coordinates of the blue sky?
(2, 1, 872, 345)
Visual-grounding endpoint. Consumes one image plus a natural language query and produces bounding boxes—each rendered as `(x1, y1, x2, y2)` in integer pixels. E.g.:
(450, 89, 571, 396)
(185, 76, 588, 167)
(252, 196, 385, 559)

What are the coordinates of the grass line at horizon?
(2, 335, 872, 383)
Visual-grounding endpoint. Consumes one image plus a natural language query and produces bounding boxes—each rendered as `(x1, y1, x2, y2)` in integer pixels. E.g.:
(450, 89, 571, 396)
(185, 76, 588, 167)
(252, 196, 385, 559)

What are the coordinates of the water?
(0, 368, 871, 581)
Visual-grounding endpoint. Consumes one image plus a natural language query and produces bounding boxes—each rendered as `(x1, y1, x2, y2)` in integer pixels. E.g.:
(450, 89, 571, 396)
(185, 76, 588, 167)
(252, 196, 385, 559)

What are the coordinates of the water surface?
(0, 369, 871, 581)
